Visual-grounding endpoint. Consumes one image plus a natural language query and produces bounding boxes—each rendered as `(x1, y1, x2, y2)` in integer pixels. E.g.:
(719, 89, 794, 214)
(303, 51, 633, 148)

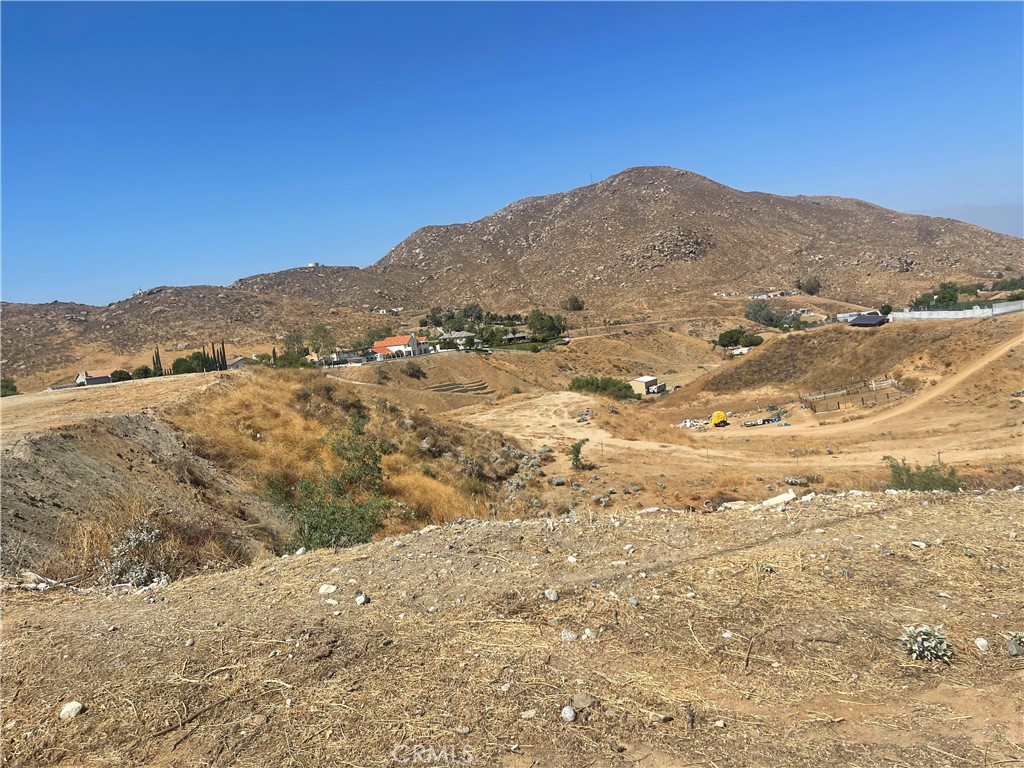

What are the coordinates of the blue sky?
(2, 2, 1022, 306)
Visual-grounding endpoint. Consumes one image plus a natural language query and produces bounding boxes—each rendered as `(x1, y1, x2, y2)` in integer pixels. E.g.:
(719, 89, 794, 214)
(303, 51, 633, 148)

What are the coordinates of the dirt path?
(785, 328, 1024, 435)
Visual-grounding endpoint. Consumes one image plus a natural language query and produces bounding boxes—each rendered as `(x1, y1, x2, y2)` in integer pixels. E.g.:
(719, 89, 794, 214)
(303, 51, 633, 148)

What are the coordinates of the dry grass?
(165, 367, 533, 540)
(679, 316, 1022, 398)
(38, 493, 247, 586)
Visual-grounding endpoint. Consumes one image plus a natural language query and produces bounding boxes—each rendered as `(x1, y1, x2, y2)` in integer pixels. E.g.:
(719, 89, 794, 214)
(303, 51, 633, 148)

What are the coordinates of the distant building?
(629, 375, 666, 396)
(848, 314, 888, 328)
(74, 369, 114, 386)
(371, 334, 430, 358)
(226, 356, 250, 370)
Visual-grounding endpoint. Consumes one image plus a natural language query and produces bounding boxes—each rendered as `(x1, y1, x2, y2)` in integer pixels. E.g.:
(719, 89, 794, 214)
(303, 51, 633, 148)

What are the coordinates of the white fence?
(888, 300, 1024, 322)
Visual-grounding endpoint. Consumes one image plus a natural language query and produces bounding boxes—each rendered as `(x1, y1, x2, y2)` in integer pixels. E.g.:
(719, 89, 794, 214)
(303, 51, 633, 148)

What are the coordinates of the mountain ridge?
(3, 166, 1021, 387)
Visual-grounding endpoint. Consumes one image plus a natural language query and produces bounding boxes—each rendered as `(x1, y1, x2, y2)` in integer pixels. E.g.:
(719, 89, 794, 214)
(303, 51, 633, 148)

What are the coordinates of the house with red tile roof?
(370, 334, 430, 359)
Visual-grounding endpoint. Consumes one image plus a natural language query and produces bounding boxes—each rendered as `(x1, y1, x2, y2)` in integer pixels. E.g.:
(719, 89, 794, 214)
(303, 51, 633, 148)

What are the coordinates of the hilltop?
(3, 166, 1021, 389)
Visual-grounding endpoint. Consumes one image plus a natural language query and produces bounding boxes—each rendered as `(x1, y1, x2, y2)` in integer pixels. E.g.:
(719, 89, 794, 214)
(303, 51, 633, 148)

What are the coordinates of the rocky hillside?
(235, 166, 1023, 311)
(3, 166, 1021, 387)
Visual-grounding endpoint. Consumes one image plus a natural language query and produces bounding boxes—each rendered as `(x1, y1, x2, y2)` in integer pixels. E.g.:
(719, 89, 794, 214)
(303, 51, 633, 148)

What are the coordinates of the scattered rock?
(454, 725, 471, 735)
(910, 540, 929, 549)
(294, 547, 307, 556)
(547, 476, 567, 487)
(520, 708, 538, 720)
(59, 702, 83, 721)
(648, 711, 673, 724)
(560, 705, 577, 722)
(1007, 636, 1022, 657)
(975, 637, 989, 652)
(544, 588, 560, 602)
(714, 719, 727, 728)
(354, 590, 370, 605)
(571, 693, 599, 710)
(318, 584, 338, 595)
(561, 630, 579, 643)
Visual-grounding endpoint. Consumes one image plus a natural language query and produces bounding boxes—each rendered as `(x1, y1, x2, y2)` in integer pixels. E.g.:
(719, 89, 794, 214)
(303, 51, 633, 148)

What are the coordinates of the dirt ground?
(1, 317, 1022, 766)
(2, 492, 1022, 767)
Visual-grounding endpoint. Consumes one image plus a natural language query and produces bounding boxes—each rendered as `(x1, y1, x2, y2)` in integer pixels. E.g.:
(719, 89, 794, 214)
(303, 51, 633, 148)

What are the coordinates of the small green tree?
(717, 327, 745, 347)
(171, 356, 199, 375)
(879, 303, 893, 316)
(132, 365, 154, 379)
(1, 378, 18, 397)
(376, 367, 390, 383)
(110, 369, 132, 383)
(561, 295, 586, 311)
(309, 324, 337, 356)
(283, 330, 306, 358)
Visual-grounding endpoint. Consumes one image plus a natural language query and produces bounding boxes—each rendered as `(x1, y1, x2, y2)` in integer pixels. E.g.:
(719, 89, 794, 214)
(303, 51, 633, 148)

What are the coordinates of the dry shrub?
(382, 454, 488, 530)
(39, 494, 247, 586)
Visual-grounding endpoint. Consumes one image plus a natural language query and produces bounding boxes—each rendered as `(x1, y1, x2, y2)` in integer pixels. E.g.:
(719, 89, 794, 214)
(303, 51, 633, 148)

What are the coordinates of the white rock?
(722, 630, 734, 640)
(561, 630, 579, 643)
(975, 637, 990, 652)
(59, 702, 83, 721)
(763, 490, 797, 507)
(910, 541, 929, 549)
(560, 705, 577, 722)
(520, 708, 537, 720)
(544, 588, 560, 602)
(714, 719, 727, 728)
(318, 584, 338, 595)
(566, 555, 577, 564)
(294, 547, 307, 556)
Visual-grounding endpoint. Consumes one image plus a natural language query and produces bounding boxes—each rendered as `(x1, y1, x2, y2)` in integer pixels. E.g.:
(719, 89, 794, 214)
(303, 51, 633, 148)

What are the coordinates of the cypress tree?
(272, 347, 277, 367)
(220, 340, 227, 370)
(153, 347, 163, 376)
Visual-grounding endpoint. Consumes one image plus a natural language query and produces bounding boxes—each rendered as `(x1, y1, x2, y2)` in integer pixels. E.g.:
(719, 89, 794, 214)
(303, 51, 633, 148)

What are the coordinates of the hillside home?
(848, 314, 888, 328)
(226, 356, 251, 370)
(502, 331, 529, 344)
(436, 330, 477, 350)
(75, 369, 114, 386)
(629, 375, 666, 396)
(371, 334, 430, 359)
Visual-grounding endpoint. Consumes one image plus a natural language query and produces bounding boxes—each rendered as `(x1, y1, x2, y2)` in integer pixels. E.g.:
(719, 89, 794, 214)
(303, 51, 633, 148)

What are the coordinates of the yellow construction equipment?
(711, 411, 728, 427)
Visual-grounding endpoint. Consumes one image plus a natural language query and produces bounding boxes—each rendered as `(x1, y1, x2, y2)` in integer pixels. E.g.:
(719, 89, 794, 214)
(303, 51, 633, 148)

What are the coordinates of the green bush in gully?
(883, 456, 961, 492)
(266, 415, 390, 550)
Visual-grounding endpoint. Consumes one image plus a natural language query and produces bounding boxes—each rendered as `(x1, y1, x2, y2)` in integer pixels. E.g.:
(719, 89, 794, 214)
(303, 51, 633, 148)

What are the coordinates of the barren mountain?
(3, 166, 1021, 388)
(235, 166, 1022, 311)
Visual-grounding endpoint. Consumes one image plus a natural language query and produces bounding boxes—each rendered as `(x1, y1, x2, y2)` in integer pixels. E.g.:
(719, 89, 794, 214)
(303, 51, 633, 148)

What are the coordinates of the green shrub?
(1, 378, 18, 397)
(570, 438, 590, 470)
(884, 456, 960, 491)
(132, 365, 154, 379)
(270, 416, 389, 550)
(110, 369, 132, 383)
(568, 375, 637, 400)
(717, 327, 745, 347)
(376, 367, 391, 383)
